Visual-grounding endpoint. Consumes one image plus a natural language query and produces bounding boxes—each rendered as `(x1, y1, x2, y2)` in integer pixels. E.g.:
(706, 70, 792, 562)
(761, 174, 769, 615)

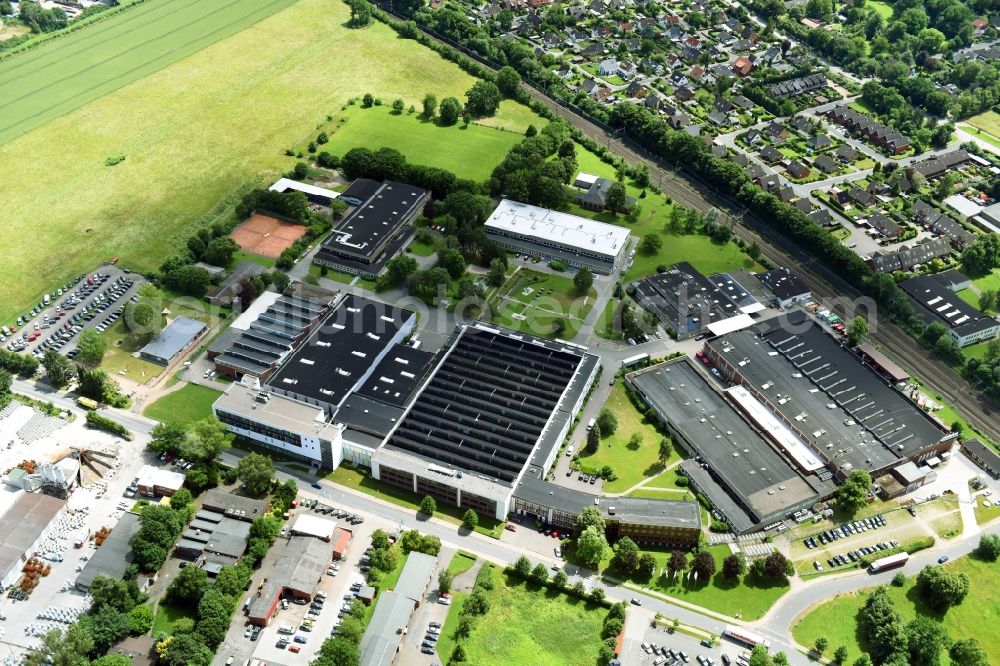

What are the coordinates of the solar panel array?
(385, 328, 583, 483)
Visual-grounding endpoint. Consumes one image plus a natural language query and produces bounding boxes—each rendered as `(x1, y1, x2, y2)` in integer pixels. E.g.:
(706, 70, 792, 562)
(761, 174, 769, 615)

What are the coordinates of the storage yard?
(0, 399, 154, 657)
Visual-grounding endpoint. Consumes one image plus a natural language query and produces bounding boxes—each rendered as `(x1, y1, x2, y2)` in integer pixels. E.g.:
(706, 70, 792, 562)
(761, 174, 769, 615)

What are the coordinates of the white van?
(43, 294, 50, 305)
(277, 625, 295, 635)
(586, 418, 595, 431)
(565, 445, 575, 457)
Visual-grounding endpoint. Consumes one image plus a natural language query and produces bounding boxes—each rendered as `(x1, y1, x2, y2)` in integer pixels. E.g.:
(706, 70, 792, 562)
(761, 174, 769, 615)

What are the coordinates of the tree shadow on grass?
(904, 584, 947, 621)
(643, 462, 666, 476)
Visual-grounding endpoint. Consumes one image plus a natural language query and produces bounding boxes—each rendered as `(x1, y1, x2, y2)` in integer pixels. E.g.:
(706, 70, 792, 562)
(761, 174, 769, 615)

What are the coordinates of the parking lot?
(5, 266, 144, 360)
(0, 402, 153, 657)
(623, 608, 752, 666)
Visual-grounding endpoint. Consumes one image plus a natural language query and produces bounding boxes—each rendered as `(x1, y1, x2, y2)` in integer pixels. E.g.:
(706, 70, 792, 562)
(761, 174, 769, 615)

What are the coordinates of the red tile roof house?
(732, 56, 753, 77)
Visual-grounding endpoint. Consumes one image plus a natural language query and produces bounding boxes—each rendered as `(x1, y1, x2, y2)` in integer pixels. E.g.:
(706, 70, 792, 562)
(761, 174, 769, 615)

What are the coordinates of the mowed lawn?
(143, 383, 223, 425)
(0, 0, 297, 144)
(312, 105, 528, 182)
(793, 555, 1000, 665)
(450, 567, 606, 666)
(0, 0, 504, 322)
(575, 383, 679, 492)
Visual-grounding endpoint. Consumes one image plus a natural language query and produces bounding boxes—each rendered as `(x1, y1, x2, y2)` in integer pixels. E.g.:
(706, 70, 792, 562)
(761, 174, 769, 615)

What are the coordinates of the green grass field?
(0, 0, 515, 323)
(489, 268, 597, 340)
(793, 555, 1000, 665)
(0, 0, 297, 145)
(308, 105, 528, 182)
(868, 0, 893, 19)
(575, 383, 678, 492)
(143, 383, 223, 425)
(444, 567, 606, 666)
(567, 146, 762, 281)
(151, 601, 195, 635)
(98, 319, 166, 382)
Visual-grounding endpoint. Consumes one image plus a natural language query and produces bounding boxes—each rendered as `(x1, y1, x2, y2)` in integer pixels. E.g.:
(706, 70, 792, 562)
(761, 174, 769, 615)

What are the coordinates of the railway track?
(521, 87, 1000, 444)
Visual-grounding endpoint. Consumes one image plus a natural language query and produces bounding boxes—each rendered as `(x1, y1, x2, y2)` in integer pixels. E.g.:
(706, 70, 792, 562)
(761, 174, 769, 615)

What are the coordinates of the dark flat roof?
(266, 294, 415, 411)
(383, 325, 588, 485)
(354, 344, 436, 408)
(627, 360, 824, 521)
(321, 181, 427, 263)
(900, 275, 998, 337)
(758, 267, 809, 302)
(723, 312, 948, 472)
(341, 178, 383, 203)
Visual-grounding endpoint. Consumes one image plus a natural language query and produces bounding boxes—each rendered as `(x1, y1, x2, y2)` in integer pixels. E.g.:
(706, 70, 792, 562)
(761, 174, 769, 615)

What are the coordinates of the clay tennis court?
(229, 213, 307, 258)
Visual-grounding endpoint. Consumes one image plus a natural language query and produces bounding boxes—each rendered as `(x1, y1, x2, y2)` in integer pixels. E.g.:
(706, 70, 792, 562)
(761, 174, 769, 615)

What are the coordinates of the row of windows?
(416, 476, 458, 504)
(487, 229, 619, 264)
(379, 467, 414, 491)
(217, 410, 302, 447)
(459, 490, 497, 516)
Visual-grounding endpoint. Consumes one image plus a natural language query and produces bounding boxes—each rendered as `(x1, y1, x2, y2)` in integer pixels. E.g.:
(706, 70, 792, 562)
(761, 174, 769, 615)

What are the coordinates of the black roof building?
(353, 344, 437, 408)
(758, 267, 810, 306)
(266, 294, 416, 414)
(708, 312, 953, 477)
(961, 439, 1000, 478)
(867, 237, 953, 273)
(339, 178, 383, 205)
(631, 262, 759, 339)
(766, 73, 827, 99)
(382, 326, 589, 484)
(315, 181, 429, 277)
(627, 359, 832, 533)
(899, 274, 1000, 346)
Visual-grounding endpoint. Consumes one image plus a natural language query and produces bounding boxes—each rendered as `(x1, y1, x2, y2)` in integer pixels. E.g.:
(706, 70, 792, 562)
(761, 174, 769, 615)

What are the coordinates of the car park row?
(804, 514, 888, 549)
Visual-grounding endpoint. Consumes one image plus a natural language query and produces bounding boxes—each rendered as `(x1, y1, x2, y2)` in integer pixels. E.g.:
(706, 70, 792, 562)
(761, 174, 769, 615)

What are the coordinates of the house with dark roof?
(765, 121, 789, 141)
(789, 116, 812, 135)
(836, 144, 858, 163)
(575, 177, 637, 212)
(759, 146, 782, 163)
(758, 267, 810, 308)
(814, 154, 839, 174)
(826, 106, 910, 154)
(866, 237, 953, 273)
(793, 197, 814, 214)
(910, 150, 976, 180)
(766, 73, 827, 99)
(849, 186, 874, 207)
(809, 207, 834, 227)
(868, 212, 902, 239)
(787, 160, 810, 179)
(807, 135, 832, 151)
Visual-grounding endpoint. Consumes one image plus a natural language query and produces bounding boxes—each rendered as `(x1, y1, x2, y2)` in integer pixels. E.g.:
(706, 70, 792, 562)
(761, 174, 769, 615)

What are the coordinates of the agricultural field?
(963, 111, 1000, 147)
(0, 0, 512, 323)
(298, 104, 533, 182)
(0, 0, 299, 145)
(793, 555, 1000, 665)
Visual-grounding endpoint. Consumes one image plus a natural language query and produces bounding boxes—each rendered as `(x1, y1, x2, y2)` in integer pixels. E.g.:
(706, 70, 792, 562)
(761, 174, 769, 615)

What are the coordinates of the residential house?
(743, 129, 762, 146)
(731, 56, 753, 77)
(835, 144, 858, 163)
(711, 144, 728, 158)
(668, 112, 691, 129)
(789, 116, 812, 135)
(849, 186, 875, 207)
(714, 97, 733, 114)
(598, 58, 619, 77)
(689, 65, 706, 81)
(675, 86, 695, 102)
(777, 185, 796, 203)
(680, 45, 701, 62)
(826, 106, 910, 154)
(707, 110, 728, 126)
(810, 207, 835, 227)
(793, 197, 814, 214)
(732, 95, 755, 111)
(866, 237, 953, 273)
(765, 121, 790, 141)
(786, 160, 810, 179)
(869, 212, 902, 239)
(644, 93, 662, 112)
(766, 73, 827, 100)
(807, 135, 832, 151)
(759, 146, 783, 163)
(911, 150, 976, 181)
(626, 81, 647, 98)
(814, 155, 839, 174)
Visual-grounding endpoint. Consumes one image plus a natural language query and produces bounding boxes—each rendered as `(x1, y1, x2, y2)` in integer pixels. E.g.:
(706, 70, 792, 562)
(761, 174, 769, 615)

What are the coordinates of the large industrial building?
(372, 324, 600, 520)
(483, 199, 631, 274)
(213, 292, 426, 470)
(631, 262, 764, 339)
(627, 312, 956, 532)
(627, 358, 833, 533)
(76, 511, 142, 591)
(900, 274, 1000, 347)
(313, 181, 429, 277)
(358, 552, 437, 666)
